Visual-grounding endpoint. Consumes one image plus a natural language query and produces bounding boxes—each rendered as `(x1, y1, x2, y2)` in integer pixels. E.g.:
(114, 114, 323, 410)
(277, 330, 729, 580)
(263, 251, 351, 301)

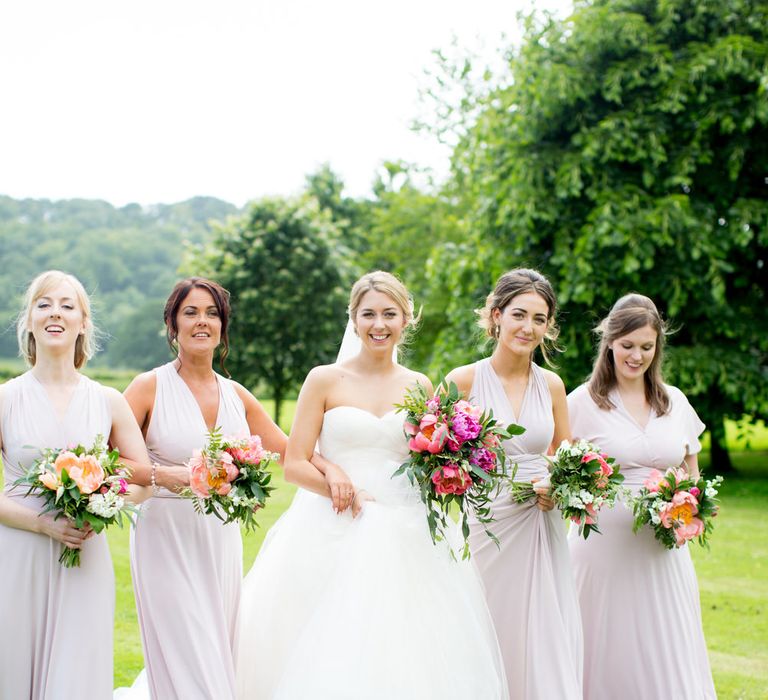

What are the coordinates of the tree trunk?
(709, 415, 735, 474)
(274, 390, 283, 430)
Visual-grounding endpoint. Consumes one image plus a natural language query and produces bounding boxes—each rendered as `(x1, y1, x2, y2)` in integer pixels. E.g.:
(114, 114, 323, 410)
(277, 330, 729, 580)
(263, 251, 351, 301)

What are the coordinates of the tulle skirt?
(237, 490, 508, 699)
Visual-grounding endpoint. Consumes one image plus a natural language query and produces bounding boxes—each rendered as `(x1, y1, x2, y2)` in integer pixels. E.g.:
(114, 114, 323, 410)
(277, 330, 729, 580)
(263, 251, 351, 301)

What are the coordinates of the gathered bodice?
(146, 362, 248, 497)
(469, 359, 553, 481)
(1, 371, 112, 510)
(317, 406, 418, 506)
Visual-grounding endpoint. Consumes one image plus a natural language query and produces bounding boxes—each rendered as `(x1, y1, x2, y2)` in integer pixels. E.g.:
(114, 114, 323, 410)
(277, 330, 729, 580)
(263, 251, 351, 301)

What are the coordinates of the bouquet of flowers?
(184, 428, 277, 531)
(510, 439, 625, 539)
(394, 380, 524, 559)
(14, 434, 135, 567)
(632, 467, 723, 549)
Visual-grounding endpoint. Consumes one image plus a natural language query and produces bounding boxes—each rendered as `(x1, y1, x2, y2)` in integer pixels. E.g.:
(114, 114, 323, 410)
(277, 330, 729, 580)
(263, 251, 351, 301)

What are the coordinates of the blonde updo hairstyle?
(588, 293, 670, 415)
(477, 268, 561, 366)
(17, 270, 96, 369)
(348, 270, 417, 345)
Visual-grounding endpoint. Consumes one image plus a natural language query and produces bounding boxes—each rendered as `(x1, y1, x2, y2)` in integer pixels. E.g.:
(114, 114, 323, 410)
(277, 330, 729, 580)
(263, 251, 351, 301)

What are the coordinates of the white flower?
(650, 511, 661, 525)
(579, 489, 594, 504)
(705, 487, 717, 498)
(87, 491, 124, 518)
(568, 495, 584, 508)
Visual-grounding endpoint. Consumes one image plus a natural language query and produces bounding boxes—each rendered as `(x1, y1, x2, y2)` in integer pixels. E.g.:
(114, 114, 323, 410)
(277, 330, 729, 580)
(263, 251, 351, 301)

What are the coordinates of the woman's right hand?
(39, 513, 93, 549)
(351, 489, 375, 519)
(157, 465, 190, 493)
(324, 462, 355, 514)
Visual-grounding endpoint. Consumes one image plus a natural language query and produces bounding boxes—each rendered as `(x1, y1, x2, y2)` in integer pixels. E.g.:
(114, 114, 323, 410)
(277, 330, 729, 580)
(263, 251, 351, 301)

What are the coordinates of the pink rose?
(425, 396, 441, 413)
(643, 469, 663, 492)
(689, 486, 701, 498)
(572, 502, 597, 526)
(68, 455, 106, 494)
(482, 432, 500, 449)
(431, 464, 472, 496)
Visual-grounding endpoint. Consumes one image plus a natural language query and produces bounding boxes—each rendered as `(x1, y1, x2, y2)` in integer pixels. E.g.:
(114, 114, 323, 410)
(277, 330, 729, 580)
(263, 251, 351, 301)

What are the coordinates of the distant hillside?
(0, 195, 240, 369)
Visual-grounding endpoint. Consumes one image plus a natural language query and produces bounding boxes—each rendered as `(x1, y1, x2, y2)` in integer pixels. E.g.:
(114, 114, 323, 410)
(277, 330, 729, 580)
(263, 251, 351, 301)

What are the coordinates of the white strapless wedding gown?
(236, 406, 508, 699)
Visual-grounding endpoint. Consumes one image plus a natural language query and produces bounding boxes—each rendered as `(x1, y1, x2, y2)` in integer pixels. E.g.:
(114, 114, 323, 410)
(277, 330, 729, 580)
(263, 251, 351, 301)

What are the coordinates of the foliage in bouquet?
(632, 467, 723, 549)
(14, 434, 135, 567)
(510, 439, 625, 539)
(184, 428, 277, 532)
(394, 380, 524, 559)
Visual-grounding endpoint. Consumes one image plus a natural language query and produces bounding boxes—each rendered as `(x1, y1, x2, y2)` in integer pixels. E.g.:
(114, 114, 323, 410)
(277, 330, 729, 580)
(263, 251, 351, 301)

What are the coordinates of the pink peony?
(454, 400, 483, 419)
(403, 420, 419, 436)
(431, 464, 472, 496)
(451, 412, 482, 444)
(643, 469, 663, 492)
(659, 491, 700, 530)
(53, 451, 79, 476)
(673, 516, 705, 546)
(227, 435, 265, 465)
(68, 455, 106, 494)
(469, 447, 496, 473)
(409, 417, 449, 454)
(188, 451, 211, 497)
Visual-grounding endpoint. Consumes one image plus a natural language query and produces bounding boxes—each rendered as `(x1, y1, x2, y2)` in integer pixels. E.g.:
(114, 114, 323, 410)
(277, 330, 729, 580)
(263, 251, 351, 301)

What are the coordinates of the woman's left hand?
(532, 477, 555, 512)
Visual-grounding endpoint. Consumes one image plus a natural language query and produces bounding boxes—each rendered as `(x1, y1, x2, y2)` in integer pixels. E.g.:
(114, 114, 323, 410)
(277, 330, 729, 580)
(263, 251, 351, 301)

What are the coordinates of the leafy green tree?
(188, 197, 349, 425)
(425, 0, 768, 470)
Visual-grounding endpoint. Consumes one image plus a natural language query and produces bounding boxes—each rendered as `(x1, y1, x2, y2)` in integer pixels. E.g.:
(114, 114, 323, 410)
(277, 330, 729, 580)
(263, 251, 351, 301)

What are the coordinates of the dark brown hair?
(588, 293, 670, 414)
(477, 268, 561, 365)
(164, 277, 231, 376)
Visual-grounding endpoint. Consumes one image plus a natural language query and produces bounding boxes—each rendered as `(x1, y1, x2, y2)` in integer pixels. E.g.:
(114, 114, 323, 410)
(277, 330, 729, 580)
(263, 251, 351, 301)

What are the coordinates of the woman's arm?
(123, 372, 189, 492)
(684, 453, 701, 481)
(234, 383, 354, 513)
(105, 387, 152, 504)
(284, 367, 346, 505)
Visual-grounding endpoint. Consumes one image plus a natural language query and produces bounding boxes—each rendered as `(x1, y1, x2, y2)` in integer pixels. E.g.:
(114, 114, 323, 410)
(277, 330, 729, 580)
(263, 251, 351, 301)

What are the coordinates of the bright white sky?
(0, 0, 571, 207)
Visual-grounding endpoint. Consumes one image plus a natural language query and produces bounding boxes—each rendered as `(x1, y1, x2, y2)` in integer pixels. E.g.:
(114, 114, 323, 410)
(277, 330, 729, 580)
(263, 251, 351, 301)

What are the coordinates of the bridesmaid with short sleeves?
(568, 293, 716, 699)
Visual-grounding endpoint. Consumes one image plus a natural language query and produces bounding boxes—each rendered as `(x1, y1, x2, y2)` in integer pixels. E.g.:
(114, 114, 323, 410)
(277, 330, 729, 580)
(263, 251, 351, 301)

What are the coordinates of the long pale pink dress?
(130, 362, 247, 700)
(468, 359, 583, 699)
(568, 383, 716, 699)
(0, 372, 114, 700)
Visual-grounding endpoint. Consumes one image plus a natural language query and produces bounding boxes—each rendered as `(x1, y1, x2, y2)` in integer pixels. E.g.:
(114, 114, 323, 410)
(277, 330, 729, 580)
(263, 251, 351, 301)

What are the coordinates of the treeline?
(0, 196, 238, 368)
(1, 0, 766, 471)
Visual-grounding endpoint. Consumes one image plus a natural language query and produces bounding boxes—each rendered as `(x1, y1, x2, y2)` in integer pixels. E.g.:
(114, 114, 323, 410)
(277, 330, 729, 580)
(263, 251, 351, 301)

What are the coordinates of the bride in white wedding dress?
(236, 271, 507, 699)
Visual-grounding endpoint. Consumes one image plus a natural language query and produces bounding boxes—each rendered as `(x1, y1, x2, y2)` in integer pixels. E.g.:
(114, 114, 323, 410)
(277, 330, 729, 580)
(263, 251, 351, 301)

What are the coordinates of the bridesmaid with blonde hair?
(568, 293, 715, 699)
(0, 270, 149, 700)
(446, 268, 582, 700)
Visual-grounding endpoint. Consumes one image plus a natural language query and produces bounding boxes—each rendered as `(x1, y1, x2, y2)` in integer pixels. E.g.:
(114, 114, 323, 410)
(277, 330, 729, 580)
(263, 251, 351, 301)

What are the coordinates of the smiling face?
(174, 286, 222, 354)
(492, 291, 550, 358)
(610, 324, 658, 382)
(28, 280, 86, 357)
(354, 289, 407, 354)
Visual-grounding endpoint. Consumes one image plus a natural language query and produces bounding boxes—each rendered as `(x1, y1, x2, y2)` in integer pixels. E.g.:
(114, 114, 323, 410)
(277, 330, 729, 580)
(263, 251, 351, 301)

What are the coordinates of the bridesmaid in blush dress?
(447, 268, 582, 700)
(0, 270, 150, 700)
(568, 294, 716, 699)
(123, 277, 340, 700)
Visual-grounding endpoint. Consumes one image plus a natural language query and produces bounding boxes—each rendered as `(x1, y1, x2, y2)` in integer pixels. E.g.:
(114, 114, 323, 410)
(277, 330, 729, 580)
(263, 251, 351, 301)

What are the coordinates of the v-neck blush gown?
(467, 359, 583, 700)
(1, 372, 114, 700)
(129, 362, 248, 700)
(567, 383, 716, 699)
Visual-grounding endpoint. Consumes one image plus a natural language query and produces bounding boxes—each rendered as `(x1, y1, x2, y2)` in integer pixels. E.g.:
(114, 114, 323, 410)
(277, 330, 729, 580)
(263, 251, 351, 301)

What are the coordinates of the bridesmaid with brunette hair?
(568, 294, 715, 699)
(446, 268, 582, 700)
(0, 270, 150, 700)
(124, 277, 341, 700)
